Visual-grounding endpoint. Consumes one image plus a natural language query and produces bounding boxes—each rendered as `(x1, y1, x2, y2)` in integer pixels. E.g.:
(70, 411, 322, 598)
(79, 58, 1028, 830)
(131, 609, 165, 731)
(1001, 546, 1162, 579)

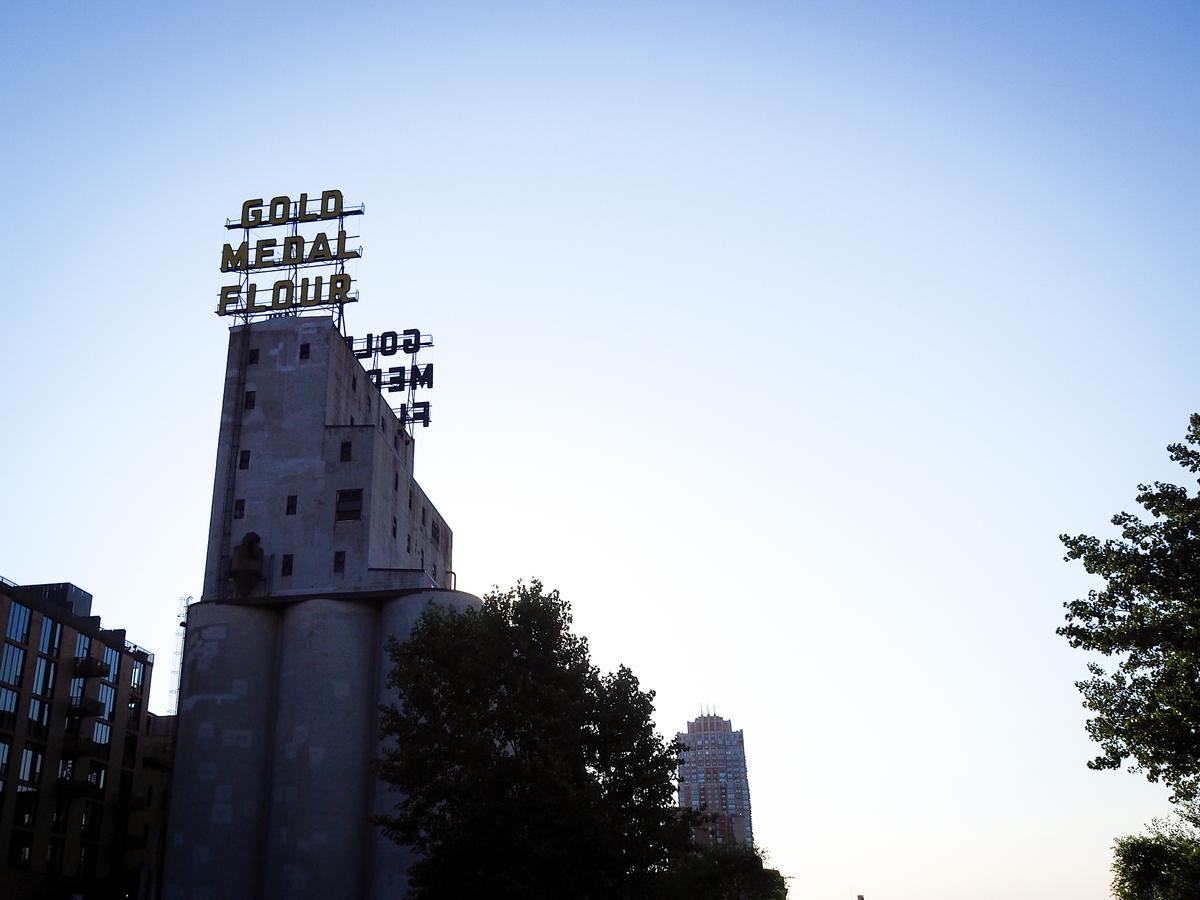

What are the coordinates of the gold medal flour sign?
(217, 190, 362, 317)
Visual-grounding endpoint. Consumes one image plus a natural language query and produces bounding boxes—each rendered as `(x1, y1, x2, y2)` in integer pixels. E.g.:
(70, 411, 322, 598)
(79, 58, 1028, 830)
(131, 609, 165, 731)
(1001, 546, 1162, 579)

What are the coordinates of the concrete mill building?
(162, 316, 478, 900)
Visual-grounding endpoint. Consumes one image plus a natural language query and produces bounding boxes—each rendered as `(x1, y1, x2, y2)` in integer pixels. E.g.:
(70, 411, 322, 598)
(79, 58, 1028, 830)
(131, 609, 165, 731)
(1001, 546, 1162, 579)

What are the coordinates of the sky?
(2, 2, 1199, 897)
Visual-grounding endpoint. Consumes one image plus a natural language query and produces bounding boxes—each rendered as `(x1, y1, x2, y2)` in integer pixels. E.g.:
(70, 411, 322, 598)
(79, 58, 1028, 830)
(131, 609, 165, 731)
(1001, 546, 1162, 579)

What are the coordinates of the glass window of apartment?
(244, 390, 256, 410)
(87, 761, 107, 791)
(75, 633, 91, 659)
(0, 737, 10, 786)
(335, 489, 363, 521)
(281, 555, 293, 577)
(286, 494, 297, 515)
(333, 551, 346, 574)
(340, 440, 352, 462)
(0, 687, 17, 730)
(102, 645, 120, 683)
(32, 659, 56, 697)
(130, 659, 144, 692)
(299, 342, 310, 360)
(8, 831, 32, 869)
(19, 746, 44, 787)
(239, 450, 251, 470)
(1, 644, 25, 686)
(27, 697, 51, 739)
(68, 676, 84, 703)
(97, 683, 115, 721)
(6, 602, 30, 643)
(93, 721, 111, 746)
(38, 618, 61, 656)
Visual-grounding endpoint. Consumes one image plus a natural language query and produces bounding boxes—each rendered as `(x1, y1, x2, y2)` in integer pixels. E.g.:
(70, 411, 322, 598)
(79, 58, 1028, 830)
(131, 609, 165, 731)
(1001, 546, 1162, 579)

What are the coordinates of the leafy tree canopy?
(376, 580, 693, 900)
(1112, 803, 1200, 900)
(1059, 413, 1200, 801)
(658, 843, 789, 900)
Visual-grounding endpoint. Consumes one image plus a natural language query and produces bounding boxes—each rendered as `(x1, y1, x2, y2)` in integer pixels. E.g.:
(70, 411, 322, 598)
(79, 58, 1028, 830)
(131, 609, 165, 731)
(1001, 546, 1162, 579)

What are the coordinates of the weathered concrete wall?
(264, 599, 377, 898)
(163, 589, 480, 900)
(368, 589, 478, 900)
(201, 317, 454, 603)
(163, 602, 278, 900)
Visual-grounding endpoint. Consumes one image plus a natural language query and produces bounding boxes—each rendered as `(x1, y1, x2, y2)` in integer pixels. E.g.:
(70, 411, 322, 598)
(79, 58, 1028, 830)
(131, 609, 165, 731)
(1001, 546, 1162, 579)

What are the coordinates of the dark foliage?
(657, 843, 789, 900)
(1112, 804, 1200, 900)
(1059, 413, 1200, 801)
(376, 580, 692, 899)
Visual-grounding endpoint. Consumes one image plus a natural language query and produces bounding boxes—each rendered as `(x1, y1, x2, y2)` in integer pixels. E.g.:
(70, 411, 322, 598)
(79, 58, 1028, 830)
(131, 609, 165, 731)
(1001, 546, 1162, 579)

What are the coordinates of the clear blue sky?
(3, 3, 1199, 897)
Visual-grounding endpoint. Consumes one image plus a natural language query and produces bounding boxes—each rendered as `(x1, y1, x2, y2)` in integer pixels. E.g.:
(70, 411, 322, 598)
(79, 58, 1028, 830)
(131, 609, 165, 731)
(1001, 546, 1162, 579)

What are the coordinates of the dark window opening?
(286, 495, 297, 515)
(392, 517, 397, 538)
(244, 390, 256, 410)
(299, 343, 310, 360)
(406, 534, 411, 553)
(333, 551, 345, 574)
(340, 441, 352, 462)
(233, 499, 245, 520)
(431, 521, 440, 543)
(394, 471, 399, 492)
(408, 489, 413, 510)
(238, 450, 250, 470)
(248, 348, 259, 365)
(421, 507, 426, 526)
(335, 489, 363, 521)
(281, 555, 293, 577)
(420, 549, 425, 569)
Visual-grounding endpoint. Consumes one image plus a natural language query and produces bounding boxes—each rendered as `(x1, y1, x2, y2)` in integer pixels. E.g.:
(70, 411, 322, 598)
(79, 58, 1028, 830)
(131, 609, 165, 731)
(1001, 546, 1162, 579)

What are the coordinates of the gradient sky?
(3, 3, 1199, 897)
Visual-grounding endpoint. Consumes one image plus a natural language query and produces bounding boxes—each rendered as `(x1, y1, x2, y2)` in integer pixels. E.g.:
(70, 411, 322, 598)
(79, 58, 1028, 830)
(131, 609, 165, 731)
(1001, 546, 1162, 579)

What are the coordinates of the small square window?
(248, 348, 259, 365)
(281, 554, 293, 577)
(244, 390, 256, 410)
(335, 489, 363, 521)
(340, 441, 352, 462)
(238, 450, 250, 470)
(299, 343, 310, 360)
(233, 499, 245, 519)
(333, 551, 345, 574)
(286, 495, 297, 516)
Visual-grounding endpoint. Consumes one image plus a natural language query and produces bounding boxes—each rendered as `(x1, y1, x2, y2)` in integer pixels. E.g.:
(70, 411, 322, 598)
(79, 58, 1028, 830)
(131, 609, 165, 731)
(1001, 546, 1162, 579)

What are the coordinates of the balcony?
(67, 696, 104, 718)
(61, 735, 110, 759)
(117, 792, 148, 811)
(73, 656, 110, 679)
(56, 778, 103, 799)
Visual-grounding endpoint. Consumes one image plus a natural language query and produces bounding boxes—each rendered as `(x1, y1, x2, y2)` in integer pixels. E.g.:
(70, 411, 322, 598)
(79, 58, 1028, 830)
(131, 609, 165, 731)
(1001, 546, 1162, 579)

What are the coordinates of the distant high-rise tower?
(677, 712, 754, 847)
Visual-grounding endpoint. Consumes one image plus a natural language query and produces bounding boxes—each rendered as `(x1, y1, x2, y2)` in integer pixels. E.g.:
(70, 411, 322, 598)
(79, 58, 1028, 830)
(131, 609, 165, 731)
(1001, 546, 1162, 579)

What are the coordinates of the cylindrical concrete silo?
(263, 598, 377, 900)
(162, 602, 280, 900)
(369, 590, 480, 900)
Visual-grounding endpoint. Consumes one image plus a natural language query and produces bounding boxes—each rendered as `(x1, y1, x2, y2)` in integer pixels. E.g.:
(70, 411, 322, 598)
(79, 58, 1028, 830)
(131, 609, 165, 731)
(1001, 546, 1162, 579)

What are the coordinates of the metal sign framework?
(218, 191, 364, 333)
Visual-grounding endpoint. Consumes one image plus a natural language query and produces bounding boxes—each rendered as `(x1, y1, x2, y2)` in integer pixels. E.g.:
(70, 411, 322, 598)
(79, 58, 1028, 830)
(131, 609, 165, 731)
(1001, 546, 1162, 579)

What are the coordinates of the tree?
(1059, 413, 1200, 801)
(376, 580, 693, 899)
(657, 843, 789, 900)
(1111, 803, 1200, 900)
